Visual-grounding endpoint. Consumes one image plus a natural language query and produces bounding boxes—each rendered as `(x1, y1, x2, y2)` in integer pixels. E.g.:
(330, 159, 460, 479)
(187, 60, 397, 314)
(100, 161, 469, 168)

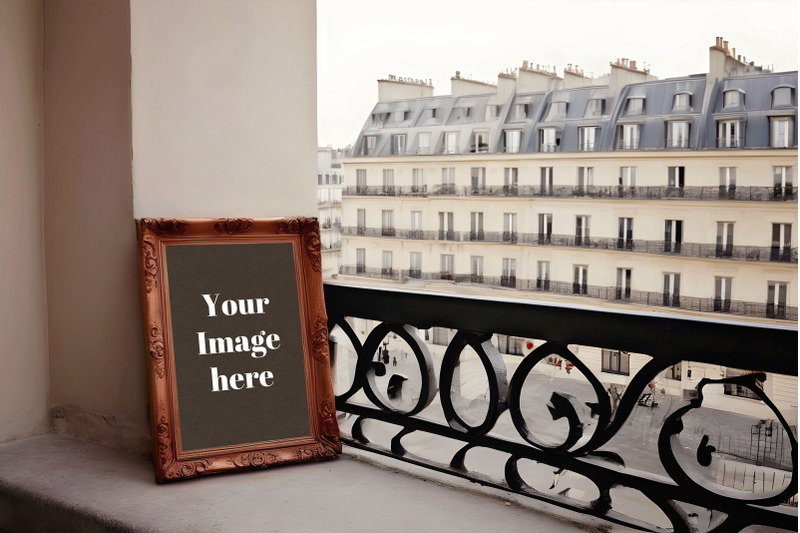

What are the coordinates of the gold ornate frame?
(137, 217, 340, 482)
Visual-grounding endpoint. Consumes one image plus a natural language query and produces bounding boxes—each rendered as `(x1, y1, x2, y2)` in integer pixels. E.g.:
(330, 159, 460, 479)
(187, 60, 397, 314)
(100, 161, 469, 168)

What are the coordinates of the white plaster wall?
(130, 0, 317, 219)
(0, 0, 49, 443)
(42, 0, 148, 452)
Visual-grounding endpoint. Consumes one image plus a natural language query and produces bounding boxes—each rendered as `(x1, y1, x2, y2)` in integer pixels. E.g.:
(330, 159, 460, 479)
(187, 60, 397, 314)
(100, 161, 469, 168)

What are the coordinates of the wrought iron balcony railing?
(324, 283, 797, 533)
(343, 185, 798, 202)
(340, 227, 799, 264)
(337, 268, 799, 321)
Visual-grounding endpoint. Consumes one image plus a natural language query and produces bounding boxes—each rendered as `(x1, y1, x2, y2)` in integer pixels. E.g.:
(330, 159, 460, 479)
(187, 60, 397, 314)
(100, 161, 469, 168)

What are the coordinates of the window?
(356, 169, 367, 193)
(503, 213, 517, 244)
(381, 210, 395, 237)
(577, 167, 593, 191)
(673, 92, 691, 111)
(394, 110, 407, 124)
(665, 362, 682, 380)
(626, 97, 644, 115)
(360, 135, 377, 156)
(514, 103, 529, 119)
(536, 261, 550, 290)
(716, 222, 734, 257)
(504, 167, 518, 194)
(441, 167, 455, 194)
(723, 90, 741, 108)
(410, 211, 423, 239)
(539, 128, 558, 152)
(616, 268, 632, 300)
(667, 121, 690, 148)
(602, 349, 630, 375)
(668, 166, 685, 190)
(440, 254, 454, 279)
(578, 126, 598, 151)
(444, 132, 458, 154)
(452, 106, 471, 120)
(471, 131, 489, 153)
(438, 211, 454, 240)
(372, 112, 388, 127)
(717, 120, 741, 148)
(767, 281, 788, 318)
(505, 130, 522, 153)
(471, 167, 486, 192)
(770, 117, 794, 148)
(773, 166, 794, 199)
(585, 99, 604, 117)
(575, 216, 590, 245)
(618, 217, 633, 249)
(540, 167, 553, 195)
(664, 220, 683, 253)
(771, 223, 792, 261)
(356, 248, 366, 274)
(391, 134, 406, 155)
(356, 208, 366, 236)
(417, 132, 431, 154)
(772, 87, 793, 107)
(431, 327, 450, 346)
(317, 174, 322, 185)
(412, 168, 424, 193)
(714, 277, 732, 312)
(619, 166, 636, 187)
(409, 251, 422, 279)
(573, 265, 588, 295)
(470, 212, 484, 241)
(538, 213, 552, 244)
(470, 256, 484, 283)
(663, 273, 680, 307)
(382, 169, 395, 194)
(426, 108, 437, 120)
(501, 258, 516, 288)
(618, 124, 640, 150)
(382, 251, 393, 278)
(546, 101, 567, 121)
(723, 368, 764, 399)
(719, 167, 736, 198)
(485, 105, 498, 121)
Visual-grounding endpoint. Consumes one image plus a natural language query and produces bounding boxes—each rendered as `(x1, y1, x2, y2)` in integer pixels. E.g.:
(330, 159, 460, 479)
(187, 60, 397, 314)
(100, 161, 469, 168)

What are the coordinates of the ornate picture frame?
(137, 217, 340, 482)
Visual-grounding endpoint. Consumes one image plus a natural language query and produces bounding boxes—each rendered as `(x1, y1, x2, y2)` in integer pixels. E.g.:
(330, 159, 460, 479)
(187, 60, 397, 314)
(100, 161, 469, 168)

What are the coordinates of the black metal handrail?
(339, 227, 799, 264)
(324, 283, 798, 532)
(342, 184, 798, 202)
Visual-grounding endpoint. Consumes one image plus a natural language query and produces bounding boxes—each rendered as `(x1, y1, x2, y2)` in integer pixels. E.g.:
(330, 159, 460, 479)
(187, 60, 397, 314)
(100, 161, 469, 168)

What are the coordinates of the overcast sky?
(317, 0, 798, 149)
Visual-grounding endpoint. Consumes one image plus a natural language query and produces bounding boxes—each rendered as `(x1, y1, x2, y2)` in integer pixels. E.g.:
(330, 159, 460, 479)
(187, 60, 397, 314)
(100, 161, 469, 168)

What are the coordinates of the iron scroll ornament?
(658, 372, 798, 507)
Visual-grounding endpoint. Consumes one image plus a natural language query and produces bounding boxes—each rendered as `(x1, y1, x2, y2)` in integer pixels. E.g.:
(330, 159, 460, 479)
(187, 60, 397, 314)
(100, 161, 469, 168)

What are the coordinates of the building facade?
(340, 38, 797, 324)
(317, 145, 345, 277)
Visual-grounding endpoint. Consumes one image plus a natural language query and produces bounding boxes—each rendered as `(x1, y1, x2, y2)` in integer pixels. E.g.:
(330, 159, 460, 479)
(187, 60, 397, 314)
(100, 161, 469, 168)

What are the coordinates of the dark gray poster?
(165, 242, 311, 452)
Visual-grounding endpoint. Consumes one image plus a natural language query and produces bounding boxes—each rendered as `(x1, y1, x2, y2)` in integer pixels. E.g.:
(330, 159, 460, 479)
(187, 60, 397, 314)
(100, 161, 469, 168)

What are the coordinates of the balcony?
(324, 283, 798, 533)
(339, 268, 799, 321)
(342, 185, 798, 202)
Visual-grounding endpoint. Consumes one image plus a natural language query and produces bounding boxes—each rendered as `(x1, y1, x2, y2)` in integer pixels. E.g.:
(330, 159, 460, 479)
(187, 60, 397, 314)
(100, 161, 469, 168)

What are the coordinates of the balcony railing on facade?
(337, 267, 799, 321)
(341, 226, 799, 264)
(344, 184, 798, 202)
(324, 283, 798, 533)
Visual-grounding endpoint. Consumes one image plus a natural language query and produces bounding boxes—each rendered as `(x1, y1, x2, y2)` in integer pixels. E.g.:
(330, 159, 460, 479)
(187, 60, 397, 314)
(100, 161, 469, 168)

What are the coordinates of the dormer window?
(673, 92, 691, 111)
(485, 105, 498, 120)
(360, 135, 377, 156)
(770, 117, 794, 148)
(417, 132, 431, 154)
(394, 110, 409, 124)
(452, 106, 471, 120)
(584, 99, 604, 117)
(471, 130, 489, 153)
(626, 97, 644, 115)
(443, 132, 458, 154)
(773, 87, 793, 108)
(514, 103, 530, 119)
(723, 90, 742, 108)
(371, 113, 389, 127)
(545, 101, 567, 121)
(504, 130, 522, 153)
(539, 128, 559, 152)
(391, 134, 407, 155)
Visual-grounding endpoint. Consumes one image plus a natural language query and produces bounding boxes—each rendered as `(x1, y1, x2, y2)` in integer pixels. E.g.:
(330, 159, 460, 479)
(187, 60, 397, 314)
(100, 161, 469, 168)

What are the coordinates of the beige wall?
(0, 0, 49, 443)
(130, 0, 318, 219)
(42, 0, 148, 452)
